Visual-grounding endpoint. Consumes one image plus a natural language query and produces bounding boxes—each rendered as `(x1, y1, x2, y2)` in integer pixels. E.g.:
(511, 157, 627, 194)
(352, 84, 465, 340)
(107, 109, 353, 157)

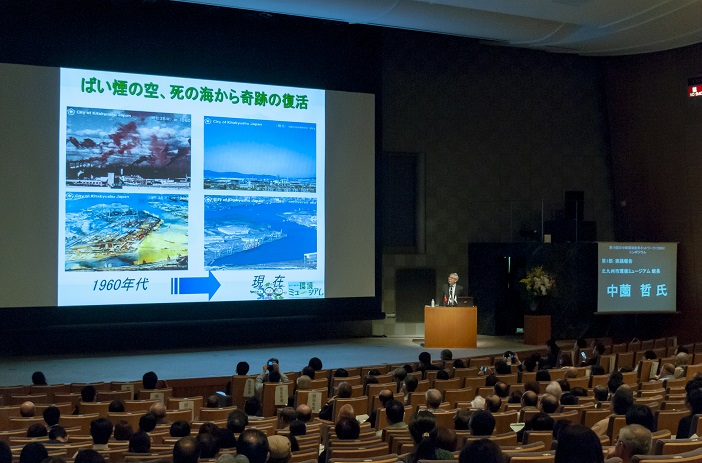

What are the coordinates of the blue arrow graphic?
(171, 271, 221, 300)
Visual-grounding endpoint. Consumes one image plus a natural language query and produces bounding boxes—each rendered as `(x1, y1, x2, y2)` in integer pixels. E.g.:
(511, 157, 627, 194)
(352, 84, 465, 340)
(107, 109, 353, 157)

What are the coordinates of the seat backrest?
(655, 409, 689, 434)
(332, 396, 369, 422)
(198, 405, 237, 422)
(524, 431, 553, 448)
(631, 447, 702, 463)
(503, 450, 555, 463)
(655, 438, 702, 455)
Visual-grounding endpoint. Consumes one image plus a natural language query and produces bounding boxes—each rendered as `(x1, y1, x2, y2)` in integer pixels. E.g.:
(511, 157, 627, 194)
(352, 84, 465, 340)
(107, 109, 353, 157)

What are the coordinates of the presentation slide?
(0, 63, 376, 309)
(597, 242, 677, 313)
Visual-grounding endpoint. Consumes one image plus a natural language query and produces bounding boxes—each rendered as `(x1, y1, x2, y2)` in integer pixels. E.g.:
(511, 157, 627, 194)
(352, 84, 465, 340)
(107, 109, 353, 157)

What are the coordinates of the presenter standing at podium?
(440, 273, 463, 306)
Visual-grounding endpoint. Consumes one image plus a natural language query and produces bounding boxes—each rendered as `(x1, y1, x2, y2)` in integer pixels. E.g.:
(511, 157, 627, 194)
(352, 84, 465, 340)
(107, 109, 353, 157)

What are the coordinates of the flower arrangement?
(520, 266, 555, 299)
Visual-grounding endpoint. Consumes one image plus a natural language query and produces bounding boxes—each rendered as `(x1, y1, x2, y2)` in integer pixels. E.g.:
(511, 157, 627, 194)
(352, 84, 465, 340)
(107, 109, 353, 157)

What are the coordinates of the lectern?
(424, 305, 477, 348)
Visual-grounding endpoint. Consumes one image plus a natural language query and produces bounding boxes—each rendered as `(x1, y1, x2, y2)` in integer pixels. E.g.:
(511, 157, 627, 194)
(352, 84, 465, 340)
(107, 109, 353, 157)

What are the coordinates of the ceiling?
(174, 0, 702, 56)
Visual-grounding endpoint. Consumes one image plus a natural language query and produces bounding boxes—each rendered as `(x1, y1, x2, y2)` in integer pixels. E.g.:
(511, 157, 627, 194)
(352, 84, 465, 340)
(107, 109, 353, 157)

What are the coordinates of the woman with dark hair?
(554, 424, 603, 463)
(459, 439, 504, 463)
(400, 411, 454, 463)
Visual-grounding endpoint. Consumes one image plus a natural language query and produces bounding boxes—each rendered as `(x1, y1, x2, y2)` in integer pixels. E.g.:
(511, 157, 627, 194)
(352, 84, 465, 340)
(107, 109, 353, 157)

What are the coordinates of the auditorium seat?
(96, 389, 132, 402)
(655, 438, 702, 455)
(198, 405, 237, 422)
(167, 396, 203, 420)
(631, 447, 702, 463)
(503, 450, 555, 463)
(654, 409, 689, 434)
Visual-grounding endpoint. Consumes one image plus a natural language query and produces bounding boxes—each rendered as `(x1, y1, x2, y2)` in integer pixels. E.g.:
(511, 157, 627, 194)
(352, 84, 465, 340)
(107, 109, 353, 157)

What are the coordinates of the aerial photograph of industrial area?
(65, 193, 188, 271)
(65, 107, 191, 189)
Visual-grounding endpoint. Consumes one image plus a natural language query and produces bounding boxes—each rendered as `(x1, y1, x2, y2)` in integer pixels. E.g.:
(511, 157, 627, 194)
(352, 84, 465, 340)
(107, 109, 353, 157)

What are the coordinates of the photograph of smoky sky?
(65, 107, 191, 189)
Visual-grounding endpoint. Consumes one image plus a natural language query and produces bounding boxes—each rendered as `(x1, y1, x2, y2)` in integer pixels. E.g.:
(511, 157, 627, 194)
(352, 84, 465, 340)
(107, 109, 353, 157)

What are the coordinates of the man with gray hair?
(607, 424, 651, 463)
(441, 273, 464, 306)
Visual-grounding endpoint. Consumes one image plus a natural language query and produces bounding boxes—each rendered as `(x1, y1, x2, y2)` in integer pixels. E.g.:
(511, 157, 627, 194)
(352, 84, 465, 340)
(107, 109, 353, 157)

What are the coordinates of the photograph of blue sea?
(204, 117, 316, 192)
(204, 196, 317, 270)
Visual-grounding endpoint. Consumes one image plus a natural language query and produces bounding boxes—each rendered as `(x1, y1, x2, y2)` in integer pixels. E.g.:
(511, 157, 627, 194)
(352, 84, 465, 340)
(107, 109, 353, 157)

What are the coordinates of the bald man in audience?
(485, 395, 502, 413)
(494, 382, 509, 399)
(607, 424, 652, 463)
(366, 389, 394, 428)
(20, 401, 35, 417)
(521, 391, 538, 409)
(173, 436, 201, 463)
(150, 402, 168, 424)
(539, 394, 559, 414)
(296, 404, 313, 422)
(425, 389, 443, 411)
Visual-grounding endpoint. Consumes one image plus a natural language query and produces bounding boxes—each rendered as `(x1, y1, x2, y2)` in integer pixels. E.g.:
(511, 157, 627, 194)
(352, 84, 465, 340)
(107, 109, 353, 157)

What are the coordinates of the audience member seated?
(26, 423, 47, 438)
(606, 424, 651, 463)
(540, 394, 560, 414)
(301, 365, 316, 380)
(494, 382, 510, 399)
(0, 442, 10, 463)
(113, 420, 133, 441)
(508, 390, 523, 404)
(522, 390, 538, 409)
(469, 410, 495, 436)
(278, 407, 296, 429)
(592, 386, 634, 436)
(227, 409, 248, 433)
(554, 424, 603, 463)
(561, 393, 578, 406)
(142, 371, 159, 390)
(289, 420, 306, 437)
(268, 435, 292, 463)
(75, 450, 106, 463)
(535, 371, 551, 382)
(582, 343, 606, 367)
(454, 409, 472, 431)
(435, 427, 458, 453)
(295, 404, 312, 422)
(47, 425, 68, 444)
(625, 404, 654, 432)
(676, 385, 702, 438)
(318, 417, 360, 463)
(318, 381, 352, 421)
(170, 420, 191, 438)
(138, 412, 157, 432)
(571, 387, 588, 398)
(401, 375, 419, 405)
(593, 385, 609, 402)
(218, 427, 237, 449)
(90, 417, 114, 450)
(81, 385, 97, 403)
(236, 362, 251, 376)
(436, 369, 450, 380)
(453, 359, 466, 369)
(543, 339, 561, 370)
(256, 358, 289, 400)
(519, 412, 554, 443)
(367, 389, 394, 427)
(418, 352, 440, 371)
(197, 432, 221, 459)
(296, 375, 312, 391)
(43, 405, 60, 429)
(546, 381, 563, 401)
(19, 443, 48, 463)
(174, 436, 201, 463)
(401, 411, 454, 463)
(32, 371, 48, 386)
(109, 400, 125, 412)
(20, 401, 35, 417)
(524, 381, 540, 395)
(308, 357, 323, 371)
(245, 397, 264, 419)
(494, 360, 511, 375)
(377, 399, 408, 436)
(608, 371, 624, 395)
(129, 430, 151, 453)
(485, 395, 502, 413)
(150, 401, 168, 424)
(206, 394, 220, 408)
(459, 438, 504, 463)
(425, 389, 443, 411)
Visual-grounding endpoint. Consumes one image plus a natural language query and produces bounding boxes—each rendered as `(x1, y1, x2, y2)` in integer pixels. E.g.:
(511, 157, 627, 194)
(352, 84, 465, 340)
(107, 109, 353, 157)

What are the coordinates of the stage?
(0, 334, 540, 387)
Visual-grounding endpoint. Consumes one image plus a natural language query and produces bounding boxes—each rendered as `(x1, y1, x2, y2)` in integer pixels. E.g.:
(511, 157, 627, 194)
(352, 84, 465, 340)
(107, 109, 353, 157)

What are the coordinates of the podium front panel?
(424, 306, 477, 348)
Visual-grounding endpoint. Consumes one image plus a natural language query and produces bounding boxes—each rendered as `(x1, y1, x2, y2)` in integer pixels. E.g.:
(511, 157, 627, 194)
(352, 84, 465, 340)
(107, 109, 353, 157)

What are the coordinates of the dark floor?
(0, 334, 537, 386)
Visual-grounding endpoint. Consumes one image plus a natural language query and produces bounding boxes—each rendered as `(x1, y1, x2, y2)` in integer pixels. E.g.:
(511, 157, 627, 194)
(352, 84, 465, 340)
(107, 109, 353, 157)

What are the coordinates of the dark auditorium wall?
(603, 43, 702, 343)
(380, 29, 615, 317)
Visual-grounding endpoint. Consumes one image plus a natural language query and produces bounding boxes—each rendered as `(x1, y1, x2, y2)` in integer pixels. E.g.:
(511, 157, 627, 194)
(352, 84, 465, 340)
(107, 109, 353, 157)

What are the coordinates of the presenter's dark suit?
(440, 284, 464, 306)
